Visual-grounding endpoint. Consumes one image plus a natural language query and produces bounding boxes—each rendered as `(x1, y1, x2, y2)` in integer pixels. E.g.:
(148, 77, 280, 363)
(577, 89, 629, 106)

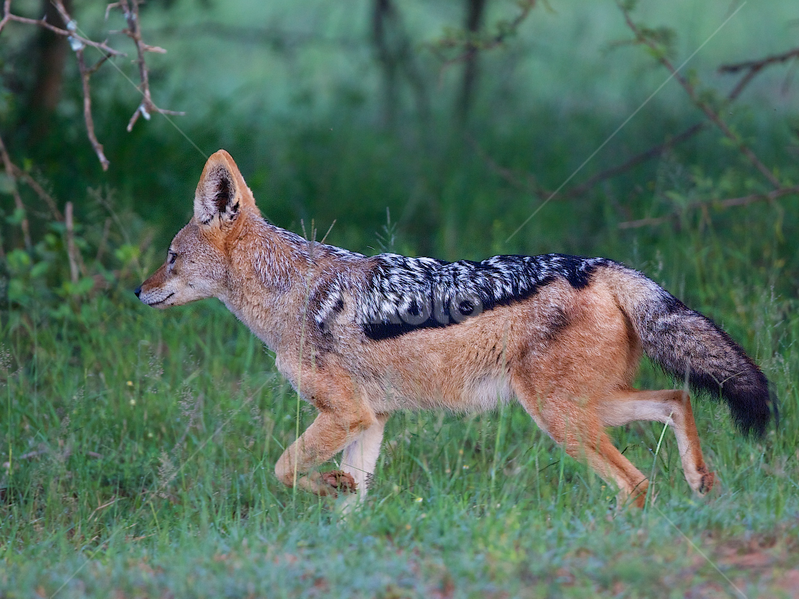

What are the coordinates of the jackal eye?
(168, 251, 177, 265)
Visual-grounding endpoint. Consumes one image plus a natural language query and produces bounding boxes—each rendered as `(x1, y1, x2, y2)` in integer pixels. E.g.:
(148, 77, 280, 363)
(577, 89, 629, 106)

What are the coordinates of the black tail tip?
(733, 385, 778, 438)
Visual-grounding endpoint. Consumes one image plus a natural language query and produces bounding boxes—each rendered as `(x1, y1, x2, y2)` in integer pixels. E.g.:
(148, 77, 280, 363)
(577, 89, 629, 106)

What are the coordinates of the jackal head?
(135, 150, 256, 308)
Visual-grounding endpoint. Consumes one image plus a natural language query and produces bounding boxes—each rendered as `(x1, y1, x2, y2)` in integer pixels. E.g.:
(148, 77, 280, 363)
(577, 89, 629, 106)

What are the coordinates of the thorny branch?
(619, 4, 781, 189)
(719, 47, 799, 76)
(432, 0, 537, 76)
(610, 5, 799, 228)
(556, 47, 779, 202)
(721, 46, 799, 101)
(0, 0, 123, 56)
(563, 122, 706, 199)
(474, 31, 796, 203)
(110, 0, 185, 132)
(1, 129, 67, 260)
(564, 40, 798, 199)
(0, 0, 121, 169)
(0, 0, 182, 170)
(475, 5, 798, 228)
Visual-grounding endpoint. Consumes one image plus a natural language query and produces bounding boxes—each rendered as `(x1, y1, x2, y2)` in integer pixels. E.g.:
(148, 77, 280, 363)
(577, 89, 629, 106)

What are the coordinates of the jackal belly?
(357, 367, 515, 413)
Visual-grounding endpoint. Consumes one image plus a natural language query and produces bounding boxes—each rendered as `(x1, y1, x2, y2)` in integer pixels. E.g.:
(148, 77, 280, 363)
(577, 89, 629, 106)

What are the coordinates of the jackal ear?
(193, 150, 255, 226)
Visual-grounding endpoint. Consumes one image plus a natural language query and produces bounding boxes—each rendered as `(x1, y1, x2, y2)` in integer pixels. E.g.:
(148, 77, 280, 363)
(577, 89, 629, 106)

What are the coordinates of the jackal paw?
(318, 470, 357, 495)
(697, 470, 716, 495)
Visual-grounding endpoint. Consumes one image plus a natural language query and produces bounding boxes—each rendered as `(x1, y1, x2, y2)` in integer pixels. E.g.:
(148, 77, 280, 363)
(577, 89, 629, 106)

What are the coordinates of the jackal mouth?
(146, 292, 175, 307)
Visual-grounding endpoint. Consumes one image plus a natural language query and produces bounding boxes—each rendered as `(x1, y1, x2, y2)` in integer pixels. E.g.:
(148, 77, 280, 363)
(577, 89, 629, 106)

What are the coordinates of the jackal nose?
(134, 285, 142, 298)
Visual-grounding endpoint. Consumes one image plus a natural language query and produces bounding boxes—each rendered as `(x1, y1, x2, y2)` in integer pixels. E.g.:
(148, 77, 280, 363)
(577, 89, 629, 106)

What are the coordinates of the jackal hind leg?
(598, 388, 715, 495)
(515, 388, 651, 508)
(275, 408, 376, 497)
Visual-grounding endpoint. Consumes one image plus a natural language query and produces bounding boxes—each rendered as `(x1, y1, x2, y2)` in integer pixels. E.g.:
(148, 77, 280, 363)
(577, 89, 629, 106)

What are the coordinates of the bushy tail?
(603, 262, 776, 436)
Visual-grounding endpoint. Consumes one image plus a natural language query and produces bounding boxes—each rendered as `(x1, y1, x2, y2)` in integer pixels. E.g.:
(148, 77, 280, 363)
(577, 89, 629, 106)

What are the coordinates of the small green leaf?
(77, 276, 95, 295)
(6, 249, 31, 271)
(6, 207, 26, 226)
(115, 244, 141, 265)
(30, 261, 50, 279)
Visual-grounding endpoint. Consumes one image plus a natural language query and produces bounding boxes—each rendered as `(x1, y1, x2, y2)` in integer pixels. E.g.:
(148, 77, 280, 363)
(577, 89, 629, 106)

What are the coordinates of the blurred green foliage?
(1, 0, 797, 264)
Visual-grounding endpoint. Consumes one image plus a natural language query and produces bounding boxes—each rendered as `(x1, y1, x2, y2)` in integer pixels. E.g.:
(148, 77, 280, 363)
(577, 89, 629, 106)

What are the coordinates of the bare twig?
(719, 47, 799, 75)
(65, 202, 79, 283)
(565, 123, 707, 198)
(618, 185, 799, 229)
(112, 0, 184, 132)
(619, 5, 781, 189)
(466, 134, 552, 198)
(9, 165, 63, 221)
(0, 0, 11, 34)
(0, 0, 123, 57)
(607, 5, 799, 229)
(721, 46, 799, 101)
(85, 54, 112, 76)
(712, 185, 799, 208)
(618, 214, 676, 230)
(0, 132, 31, 252)
(76, 47, 110, 170)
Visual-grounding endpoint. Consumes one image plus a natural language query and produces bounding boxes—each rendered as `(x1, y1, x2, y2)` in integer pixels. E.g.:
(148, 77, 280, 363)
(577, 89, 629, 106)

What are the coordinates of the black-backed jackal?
(136, 150, 776, 508)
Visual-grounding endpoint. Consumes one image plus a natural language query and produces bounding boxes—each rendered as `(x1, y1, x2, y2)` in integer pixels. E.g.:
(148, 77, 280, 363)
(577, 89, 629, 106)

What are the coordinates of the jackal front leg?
(275, 409, 376, 496)
(341, 413, 389, 498)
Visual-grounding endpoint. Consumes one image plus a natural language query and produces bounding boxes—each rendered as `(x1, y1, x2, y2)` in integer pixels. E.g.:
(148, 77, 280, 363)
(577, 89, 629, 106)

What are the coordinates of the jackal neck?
(219, 215, 365, 353)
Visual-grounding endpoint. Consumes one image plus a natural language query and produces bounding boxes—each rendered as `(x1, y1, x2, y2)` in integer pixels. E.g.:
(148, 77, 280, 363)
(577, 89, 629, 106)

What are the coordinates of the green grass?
(2, 228, 799, 597)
